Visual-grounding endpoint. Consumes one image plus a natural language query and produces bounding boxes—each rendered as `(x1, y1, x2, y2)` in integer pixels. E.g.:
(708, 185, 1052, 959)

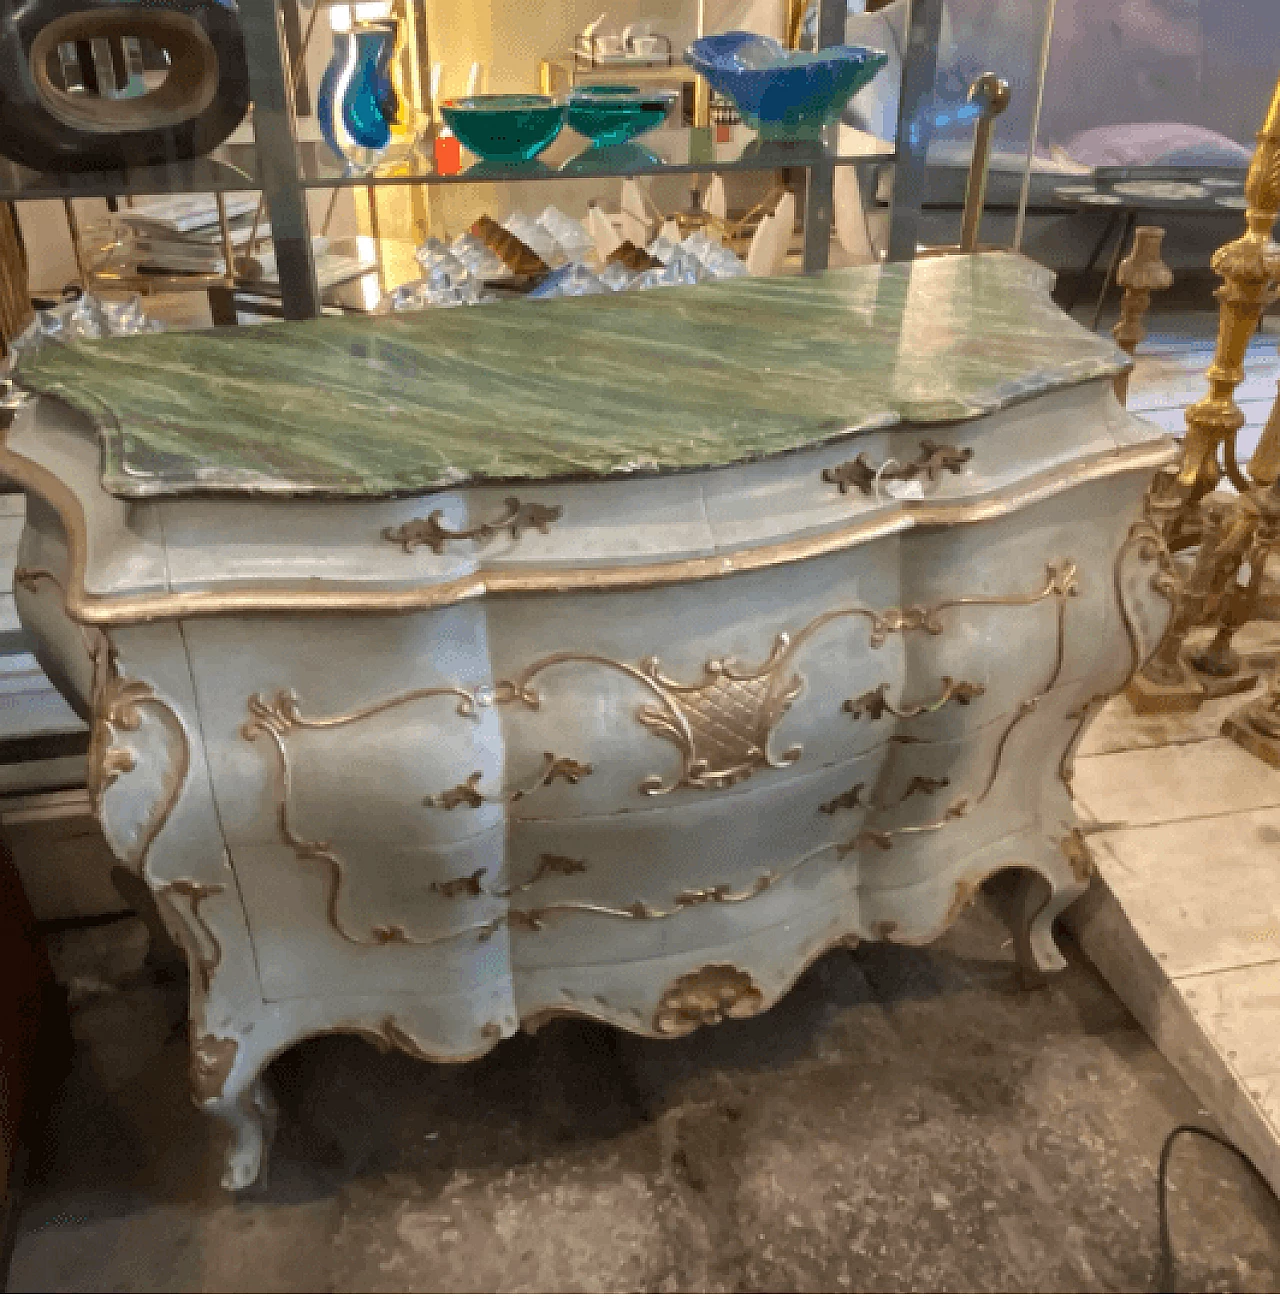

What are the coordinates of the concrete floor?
(10, 900, 1280, 1292)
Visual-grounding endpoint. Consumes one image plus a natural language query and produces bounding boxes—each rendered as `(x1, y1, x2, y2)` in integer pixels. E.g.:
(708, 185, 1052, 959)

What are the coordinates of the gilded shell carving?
(653, 964, 765, 1036)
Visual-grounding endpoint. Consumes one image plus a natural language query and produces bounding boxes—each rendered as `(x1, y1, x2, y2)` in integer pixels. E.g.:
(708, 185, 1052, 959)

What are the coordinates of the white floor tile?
(1175, 961, 1280, 1081)
(1243, 1072, 1280, 1142)
(1092, 810, 1280, 979)
(1079, 690, 1261, 759)
(1073, 738, 1280, 828)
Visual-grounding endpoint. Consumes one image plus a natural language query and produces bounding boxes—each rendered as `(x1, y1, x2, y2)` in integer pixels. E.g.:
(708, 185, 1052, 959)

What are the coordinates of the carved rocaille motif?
(383, 497, 562, 554)
(241, 563, 1079, 948)
(822, 440, 973, 496)
(489, 563, 1074, 797)
(1116, 477, 1185, 703)
(189, 1032, 239, 1103)
(88, 638, 191, 873)
(653, 964, 765, 1035)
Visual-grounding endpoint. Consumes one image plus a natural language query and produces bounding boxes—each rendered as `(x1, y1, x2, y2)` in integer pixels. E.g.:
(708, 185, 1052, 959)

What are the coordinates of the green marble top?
(16, 253, 1129, 499)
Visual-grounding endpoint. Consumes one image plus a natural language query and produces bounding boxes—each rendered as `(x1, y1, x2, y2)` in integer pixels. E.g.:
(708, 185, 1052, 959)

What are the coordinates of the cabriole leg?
(1008, 832, 1094, 977)
(190, 1028, 280, 1191)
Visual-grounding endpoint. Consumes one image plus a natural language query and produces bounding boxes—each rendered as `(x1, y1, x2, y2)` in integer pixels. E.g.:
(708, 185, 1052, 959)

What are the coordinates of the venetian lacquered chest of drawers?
(5, 253, 1177, 1188)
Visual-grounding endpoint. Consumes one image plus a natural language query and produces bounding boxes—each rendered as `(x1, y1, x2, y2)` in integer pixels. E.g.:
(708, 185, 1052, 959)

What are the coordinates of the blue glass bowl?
(685, 31, 888, 135)
(566, 84, 678, 147)
(439, 94, 566, 163)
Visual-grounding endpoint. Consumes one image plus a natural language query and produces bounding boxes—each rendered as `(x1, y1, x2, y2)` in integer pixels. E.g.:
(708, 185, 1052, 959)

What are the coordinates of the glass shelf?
(0, 125, 892, 202)
(0, 145, 260, 202)
(297, 124, 894, 189)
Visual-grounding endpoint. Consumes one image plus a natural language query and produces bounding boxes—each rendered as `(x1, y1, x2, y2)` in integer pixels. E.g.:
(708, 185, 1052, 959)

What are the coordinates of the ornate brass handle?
(822, 440, 973, 497)
(383, 497, 562, 554)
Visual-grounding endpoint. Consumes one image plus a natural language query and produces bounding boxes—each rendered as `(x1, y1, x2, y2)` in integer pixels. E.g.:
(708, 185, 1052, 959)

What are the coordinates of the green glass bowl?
(439, 94, 566, 163)
(566, 85, 678, 147)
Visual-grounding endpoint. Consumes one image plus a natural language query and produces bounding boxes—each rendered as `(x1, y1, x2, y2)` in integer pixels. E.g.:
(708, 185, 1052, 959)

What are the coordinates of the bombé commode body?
(4, 254, 1177, 1189)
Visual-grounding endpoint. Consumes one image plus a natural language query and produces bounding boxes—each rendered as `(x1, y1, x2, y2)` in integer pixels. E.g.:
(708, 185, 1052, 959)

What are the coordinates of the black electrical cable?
(1156, 1123, 1280, 1292)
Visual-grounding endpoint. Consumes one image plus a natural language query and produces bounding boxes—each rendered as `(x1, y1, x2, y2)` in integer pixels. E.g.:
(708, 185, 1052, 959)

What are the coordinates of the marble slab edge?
(15, 355, 1133, 502)
(9, 254, 1133, 501)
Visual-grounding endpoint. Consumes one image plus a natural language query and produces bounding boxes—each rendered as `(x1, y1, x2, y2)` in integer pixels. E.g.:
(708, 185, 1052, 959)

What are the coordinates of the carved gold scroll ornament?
(240, 563, 1078, 949)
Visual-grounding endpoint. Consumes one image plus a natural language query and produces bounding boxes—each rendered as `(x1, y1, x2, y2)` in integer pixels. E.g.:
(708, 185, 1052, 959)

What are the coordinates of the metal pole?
(367, 185, 386, 296)
(62, 199, 90, 289)
(800, 0, 845, 272)
(958, 73, 1010, 254)
(215, 191, 235, 281)
(244, 0, 321, 263)
(1013, 0, 1057, 253)
(886, 0, 943, 262)
(239, 0, 320, 318)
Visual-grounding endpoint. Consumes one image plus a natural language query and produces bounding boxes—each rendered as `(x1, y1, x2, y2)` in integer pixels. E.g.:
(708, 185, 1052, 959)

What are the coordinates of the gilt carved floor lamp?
(1126, 73, 1280, 719)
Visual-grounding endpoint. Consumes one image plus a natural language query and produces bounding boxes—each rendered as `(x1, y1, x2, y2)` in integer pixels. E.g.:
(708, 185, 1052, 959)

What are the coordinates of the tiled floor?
(1061, 317, 1280, 1198)
(1068, 622, 1280, 1199)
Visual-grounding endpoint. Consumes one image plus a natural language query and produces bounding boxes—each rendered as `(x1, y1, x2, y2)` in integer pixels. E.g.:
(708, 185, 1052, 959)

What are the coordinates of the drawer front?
(154, 379, 1145, 600)
(186, 481, 1113, 849)
(503, 712, 1026, 973)
(158, 474, 719, 596)
(180, 465, 1148, 1003)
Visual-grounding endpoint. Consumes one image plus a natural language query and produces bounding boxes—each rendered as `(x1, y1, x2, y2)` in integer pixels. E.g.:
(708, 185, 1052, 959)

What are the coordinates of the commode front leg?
(1009, 830, 1095, 977)
(190, 1027, 280, 1191)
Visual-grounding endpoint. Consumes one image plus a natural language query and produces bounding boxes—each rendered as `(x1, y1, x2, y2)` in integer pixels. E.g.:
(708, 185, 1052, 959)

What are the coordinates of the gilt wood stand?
(4, 254, 1176, 1188)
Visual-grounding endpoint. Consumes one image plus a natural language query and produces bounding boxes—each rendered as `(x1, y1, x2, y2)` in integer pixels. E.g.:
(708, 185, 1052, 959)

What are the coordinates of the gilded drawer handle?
(822, 440, 973, 497)
(383, 496, 563, 554)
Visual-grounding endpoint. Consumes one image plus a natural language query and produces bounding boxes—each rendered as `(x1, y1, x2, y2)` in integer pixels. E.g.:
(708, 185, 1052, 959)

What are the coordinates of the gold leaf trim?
(0, 435, 1174, 627)
(238, 564, 1079, 947)
(240, 684, 489, 947)
(157, 881, 224, 994)
(88, 637, 190, 873)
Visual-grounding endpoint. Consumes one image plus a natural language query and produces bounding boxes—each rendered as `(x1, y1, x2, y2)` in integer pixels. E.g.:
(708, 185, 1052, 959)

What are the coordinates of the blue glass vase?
(318, 15, 421, 174)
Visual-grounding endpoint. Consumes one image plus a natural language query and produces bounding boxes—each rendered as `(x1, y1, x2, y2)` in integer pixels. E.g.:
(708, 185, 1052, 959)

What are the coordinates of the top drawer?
(32, 369, 1155, 605)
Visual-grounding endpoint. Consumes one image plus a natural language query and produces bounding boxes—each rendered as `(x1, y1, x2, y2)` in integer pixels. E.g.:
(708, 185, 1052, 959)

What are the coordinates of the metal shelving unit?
(3, 0, 944, 321)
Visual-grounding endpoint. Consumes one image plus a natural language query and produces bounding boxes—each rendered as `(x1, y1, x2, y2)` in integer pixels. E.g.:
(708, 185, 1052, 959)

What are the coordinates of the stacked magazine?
(114, 195, 378, 294)
(115, 194, 262, 275)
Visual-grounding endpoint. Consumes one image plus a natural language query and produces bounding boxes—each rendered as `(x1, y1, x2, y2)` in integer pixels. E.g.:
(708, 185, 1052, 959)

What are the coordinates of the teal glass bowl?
(439, 94, 566, 163)
(566, 84, 678, 147)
